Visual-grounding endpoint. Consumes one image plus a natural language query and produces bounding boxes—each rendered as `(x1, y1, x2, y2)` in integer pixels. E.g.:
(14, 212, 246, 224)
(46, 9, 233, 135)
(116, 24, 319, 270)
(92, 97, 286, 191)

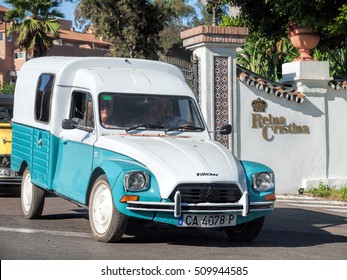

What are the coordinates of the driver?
(130, 97, 187, 128)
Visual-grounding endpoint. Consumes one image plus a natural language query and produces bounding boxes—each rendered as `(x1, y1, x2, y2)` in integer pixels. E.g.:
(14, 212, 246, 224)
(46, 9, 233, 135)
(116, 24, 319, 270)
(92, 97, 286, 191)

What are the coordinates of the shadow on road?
(0, 185, 21, 197)
(1, 186, 347, 249)
(118, 207, 347, 248)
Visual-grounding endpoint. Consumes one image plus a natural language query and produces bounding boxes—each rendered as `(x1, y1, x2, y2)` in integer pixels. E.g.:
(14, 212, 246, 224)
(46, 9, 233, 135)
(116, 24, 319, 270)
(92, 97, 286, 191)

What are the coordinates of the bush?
(306, 182, 347, 202)
(0, 82, 15, 95)
(307, 182, 332, 197)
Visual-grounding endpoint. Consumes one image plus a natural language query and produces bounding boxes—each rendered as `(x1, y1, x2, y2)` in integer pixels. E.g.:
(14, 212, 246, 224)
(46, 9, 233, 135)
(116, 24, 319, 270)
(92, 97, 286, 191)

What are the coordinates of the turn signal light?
(265, 194, 276, 201)
(120, 195, 139, 203)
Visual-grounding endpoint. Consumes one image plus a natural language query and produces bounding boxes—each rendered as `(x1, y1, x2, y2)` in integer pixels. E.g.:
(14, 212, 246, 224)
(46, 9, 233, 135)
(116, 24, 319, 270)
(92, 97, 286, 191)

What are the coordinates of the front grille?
(169, 183, 242, 203)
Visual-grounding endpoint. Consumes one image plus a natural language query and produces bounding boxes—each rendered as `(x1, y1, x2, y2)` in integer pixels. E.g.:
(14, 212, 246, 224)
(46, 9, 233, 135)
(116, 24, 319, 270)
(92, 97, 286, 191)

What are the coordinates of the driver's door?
(53, 91, 96, 204)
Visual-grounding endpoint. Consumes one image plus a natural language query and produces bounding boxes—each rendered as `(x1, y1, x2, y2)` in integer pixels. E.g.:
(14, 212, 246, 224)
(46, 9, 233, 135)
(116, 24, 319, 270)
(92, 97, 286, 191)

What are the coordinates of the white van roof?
(13, 57, 193, 129)
(17, 56, 186, 85)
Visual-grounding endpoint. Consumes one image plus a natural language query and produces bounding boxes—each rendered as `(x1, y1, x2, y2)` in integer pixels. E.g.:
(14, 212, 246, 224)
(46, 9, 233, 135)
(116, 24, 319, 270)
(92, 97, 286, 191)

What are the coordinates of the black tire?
(89, 174, 128, 242)
(21, 167, 45, 219)
(225, 216, 265, 242)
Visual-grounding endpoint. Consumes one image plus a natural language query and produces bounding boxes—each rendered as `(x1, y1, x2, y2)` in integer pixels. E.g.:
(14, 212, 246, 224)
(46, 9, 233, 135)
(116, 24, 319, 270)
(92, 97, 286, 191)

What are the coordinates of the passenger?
(100, 100, 113, 127)
(129, 97, 188, 128)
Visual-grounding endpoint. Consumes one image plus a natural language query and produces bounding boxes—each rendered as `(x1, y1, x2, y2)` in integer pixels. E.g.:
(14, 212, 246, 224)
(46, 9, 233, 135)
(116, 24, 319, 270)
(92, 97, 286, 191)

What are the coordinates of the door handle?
(60, 137, 68, 145)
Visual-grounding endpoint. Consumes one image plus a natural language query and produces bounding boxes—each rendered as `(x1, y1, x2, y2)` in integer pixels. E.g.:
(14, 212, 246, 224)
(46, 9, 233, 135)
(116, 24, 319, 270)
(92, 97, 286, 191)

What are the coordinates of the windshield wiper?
(126, 124, 165, 133)
(165, 124, 204, 133)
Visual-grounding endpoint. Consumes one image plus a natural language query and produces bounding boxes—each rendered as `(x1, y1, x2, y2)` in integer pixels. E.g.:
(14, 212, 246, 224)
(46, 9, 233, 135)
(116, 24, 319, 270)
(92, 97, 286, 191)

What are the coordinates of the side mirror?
(219, 124, 232, 135)
(62, 119, 77, 130)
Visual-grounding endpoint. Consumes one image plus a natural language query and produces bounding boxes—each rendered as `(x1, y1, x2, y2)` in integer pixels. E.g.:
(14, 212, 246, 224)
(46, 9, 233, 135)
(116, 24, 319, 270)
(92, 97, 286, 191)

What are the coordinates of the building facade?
(0, 5, 110, 85)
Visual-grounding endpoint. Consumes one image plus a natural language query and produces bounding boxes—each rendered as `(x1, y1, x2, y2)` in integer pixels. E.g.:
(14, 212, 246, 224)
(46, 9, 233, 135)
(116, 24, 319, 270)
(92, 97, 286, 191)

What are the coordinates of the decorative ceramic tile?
(197, 58, 201, 106)
(214, 56, 229, 149)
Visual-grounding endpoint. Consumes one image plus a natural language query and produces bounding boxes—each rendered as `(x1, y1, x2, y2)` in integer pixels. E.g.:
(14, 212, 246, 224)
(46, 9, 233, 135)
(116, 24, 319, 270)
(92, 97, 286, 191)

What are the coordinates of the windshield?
(98, 93, 205, 131)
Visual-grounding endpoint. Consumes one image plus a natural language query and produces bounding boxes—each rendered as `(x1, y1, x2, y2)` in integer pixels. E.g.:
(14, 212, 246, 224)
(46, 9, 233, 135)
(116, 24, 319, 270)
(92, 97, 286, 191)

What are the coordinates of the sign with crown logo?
(251, 98, 267, 112)
(251, 97, 310, 141)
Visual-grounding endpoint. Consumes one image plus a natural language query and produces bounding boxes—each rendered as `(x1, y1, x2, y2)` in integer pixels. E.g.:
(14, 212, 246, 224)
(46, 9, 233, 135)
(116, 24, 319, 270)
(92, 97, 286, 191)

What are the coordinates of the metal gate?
(160, 56, 199, 101)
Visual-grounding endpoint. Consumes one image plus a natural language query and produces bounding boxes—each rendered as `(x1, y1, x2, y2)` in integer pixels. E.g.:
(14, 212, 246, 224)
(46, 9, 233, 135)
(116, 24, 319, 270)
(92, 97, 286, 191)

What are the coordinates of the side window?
(35, 73, 54, 123)
(70, 92, 94, 130)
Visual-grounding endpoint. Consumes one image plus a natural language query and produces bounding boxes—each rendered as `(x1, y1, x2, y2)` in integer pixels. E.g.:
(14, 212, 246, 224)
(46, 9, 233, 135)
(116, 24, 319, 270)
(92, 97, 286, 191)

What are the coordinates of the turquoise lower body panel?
(11, 123, 57, 190)
(52, 138, 94, 204)
(32, 129, 51, 188)
(11, 123, 34, 173)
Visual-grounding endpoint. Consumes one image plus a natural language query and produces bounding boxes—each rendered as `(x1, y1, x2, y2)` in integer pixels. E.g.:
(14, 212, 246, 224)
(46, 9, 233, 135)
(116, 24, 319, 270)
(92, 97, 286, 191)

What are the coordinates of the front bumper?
(126, 191, 274, 217)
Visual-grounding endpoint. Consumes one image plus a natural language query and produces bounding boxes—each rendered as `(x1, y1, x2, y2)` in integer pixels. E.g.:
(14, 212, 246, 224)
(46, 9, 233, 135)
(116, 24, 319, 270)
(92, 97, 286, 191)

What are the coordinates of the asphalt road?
(1, 185, 347, 260)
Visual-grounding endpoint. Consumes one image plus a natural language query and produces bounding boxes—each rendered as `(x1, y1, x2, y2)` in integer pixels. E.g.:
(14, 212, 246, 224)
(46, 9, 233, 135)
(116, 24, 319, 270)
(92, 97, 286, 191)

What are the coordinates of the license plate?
(178, 214, 237, 227)
(0, 169, 15, 177)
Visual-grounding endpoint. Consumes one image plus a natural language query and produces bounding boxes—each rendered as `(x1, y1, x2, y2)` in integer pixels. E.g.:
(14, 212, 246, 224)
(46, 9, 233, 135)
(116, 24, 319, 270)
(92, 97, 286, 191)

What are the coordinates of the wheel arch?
(85, 160, 127, 206)
(18, 160, 29, 176)
(85, 167, 105, 207)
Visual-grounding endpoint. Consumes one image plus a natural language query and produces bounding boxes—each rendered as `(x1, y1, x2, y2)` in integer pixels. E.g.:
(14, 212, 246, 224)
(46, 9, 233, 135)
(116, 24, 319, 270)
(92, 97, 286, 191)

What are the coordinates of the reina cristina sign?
(251, 98, 310, 141)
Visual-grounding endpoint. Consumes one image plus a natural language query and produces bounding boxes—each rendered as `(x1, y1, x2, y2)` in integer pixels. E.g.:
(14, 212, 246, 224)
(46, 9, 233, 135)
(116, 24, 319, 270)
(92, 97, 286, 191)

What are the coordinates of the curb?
(276, 194, 347, 206)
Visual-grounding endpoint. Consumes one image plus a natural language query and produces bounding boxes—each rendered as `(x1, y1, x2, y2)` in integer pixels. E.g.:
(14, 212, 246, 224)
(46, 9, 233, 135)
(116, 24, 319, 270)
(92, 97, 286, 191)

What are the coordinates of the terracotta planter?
(290, 28, 320, 61)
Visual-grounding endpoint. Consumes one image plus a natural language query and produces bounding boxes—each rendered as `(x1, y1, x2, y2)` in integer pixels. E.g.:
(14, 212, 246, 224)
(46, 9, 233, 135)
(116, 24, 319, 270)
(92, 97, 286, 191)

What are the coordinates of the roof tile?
(237, 65, 305, 104)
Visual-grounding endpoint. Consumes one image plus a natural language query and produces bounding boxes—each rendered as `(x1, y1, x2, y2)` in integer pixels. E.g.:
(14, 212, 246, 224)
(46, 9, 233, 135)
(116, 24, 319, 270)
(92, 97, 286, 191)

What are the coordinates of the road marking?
(0, 226, 92, 238)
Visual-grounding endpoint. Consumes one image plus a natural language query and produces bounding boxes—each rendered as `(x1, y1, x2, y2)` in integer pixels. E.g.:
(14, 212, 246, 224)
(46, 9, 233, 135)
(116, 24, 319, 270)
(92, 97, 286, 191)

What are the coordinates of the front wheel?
(21, 167, 45, 219)
(89, 175, 128, 242)
(225, 216, 265, 242)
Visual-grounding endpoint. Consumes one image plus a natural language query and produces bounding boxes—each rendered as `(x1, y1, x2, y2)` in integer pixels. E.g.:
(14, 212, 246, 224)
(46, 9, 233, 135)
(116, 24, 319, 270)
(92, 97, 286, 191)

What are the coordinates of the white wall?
(236, 82, 328, 193)
(325, 88, 347, 187)
(235, 61, 347, 193)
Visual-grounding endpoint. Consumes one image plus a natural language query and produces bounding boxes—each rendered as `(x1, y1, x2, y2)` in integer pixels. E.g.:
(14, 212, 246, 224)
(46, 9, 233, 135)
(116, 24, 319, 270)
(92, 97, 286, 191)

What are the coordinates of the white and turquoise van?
(11, 57, 275, 242)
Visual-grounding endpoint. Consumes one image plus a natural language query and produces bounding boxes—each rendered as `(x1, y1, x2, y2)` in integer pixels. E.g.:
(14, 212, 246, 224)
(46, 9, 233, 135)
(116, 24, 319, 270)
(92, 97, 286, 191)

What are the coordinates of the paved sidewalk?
(276, 194, 347, 215)
(276, 194, 347, 206)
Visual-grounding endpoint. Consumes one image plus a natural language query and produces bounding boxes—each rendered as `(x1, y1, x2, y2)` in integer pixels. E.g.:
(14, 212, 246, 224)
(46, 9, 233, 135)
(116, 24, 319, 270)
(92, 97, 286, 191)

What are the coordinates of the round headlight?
(124, 172, 149, 191)
(253, 172, 274, 191)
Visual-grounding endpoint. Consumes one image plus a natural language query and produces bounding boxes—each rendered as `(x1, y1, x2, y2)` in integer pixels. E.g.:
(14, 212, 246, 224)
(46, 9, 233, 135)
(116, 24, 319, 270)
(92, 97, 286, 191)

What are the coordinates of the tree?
(225, 0, 347, 49)
(75, 0, 166, 59)
(222, 0, 347, 79)
(0, 82, 15, 95)
(4, 0, 64, 58)
(155, 0, 202, 59)
(236, 37, 298, 82)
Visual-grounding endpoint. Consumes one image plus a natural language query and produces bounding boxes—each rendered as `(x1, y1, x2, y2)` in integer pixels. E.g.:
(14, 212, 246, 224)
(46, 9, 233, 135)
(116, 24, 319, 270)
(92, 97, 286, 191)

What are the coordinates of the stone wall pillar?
(281, 61, 334, 190)
(282, 61, 332, 94)
(180, 26, 248, 150)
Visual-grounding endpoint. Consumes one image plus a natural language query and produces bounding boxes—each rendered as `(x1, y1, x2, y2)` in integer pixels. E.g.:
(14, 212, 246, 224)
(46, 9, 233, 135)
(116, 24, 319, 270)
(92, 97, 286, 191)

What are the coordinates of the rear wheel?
(225, 217, 265, 242)
(21, 167, 45, 219)
(89, 175, 128, 242)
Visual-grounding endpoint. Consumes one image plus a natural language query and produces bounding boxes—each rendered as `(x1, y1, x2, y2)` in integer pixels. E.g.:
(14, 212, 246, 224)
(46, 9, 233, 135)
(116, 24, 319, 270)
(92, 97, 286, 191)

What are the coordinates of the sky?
(0, 0, 77, 26)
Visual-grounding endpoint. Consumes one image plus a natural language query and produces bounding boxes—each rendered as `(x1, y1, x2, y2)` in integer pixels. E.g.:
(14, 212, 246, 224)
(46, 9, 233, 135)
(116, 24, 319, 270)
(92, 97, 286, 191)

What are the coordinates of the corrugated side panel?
(11, 123, 52, 189)
(32, 129, 50, 189)
(11, 123, 34, 172)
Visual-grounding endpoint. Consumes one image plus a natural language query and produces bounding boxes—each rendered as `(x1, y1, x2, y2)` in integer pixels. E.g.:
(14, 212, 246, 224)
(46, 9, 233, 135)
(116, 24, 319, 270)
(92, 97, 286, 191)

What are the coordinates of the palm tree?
(4, 0, 64, 58)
